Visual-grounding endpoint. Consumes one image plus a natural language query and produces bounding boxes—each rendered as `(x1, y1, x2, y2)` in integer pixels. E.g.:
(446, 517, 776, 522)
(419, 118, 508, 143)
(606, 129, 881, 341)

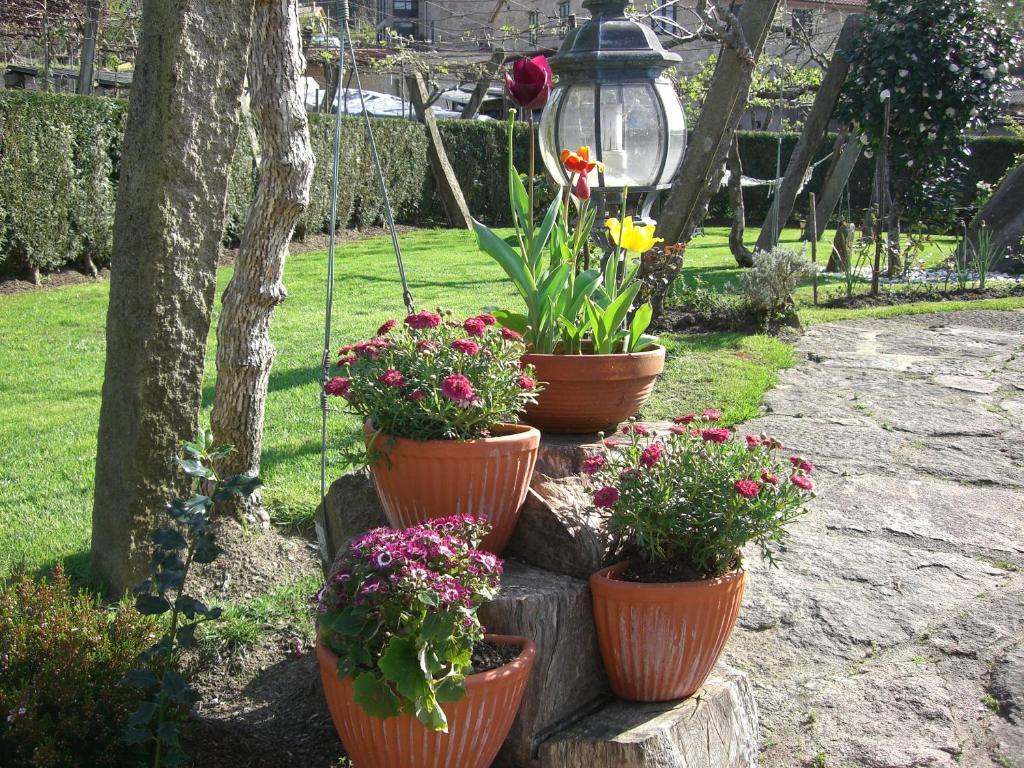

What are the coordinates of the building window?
(529, 11, 539, 47)
(653, 2, 677, 35)
(559, 2, 571, 40)
(393, 0, 418, 19)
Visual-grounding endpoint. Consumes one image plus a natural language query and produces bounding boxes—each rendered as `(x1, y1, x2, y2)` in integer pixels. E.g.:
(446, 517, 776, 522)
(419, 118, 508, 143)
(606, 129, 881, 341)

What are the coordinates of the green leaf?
(128, 701, 158, 727)
(435, 676, 466, 704)
(174, 595, 209, 620)
(628, 303, 653, 352)
(352, 671, 401, 720)
(135, 594, 170, 616)
(492, 310, 529, 334)
(510, 168, 531, 239)
(379, 635, 432, 704)
(415, 697, 448, 732)
(152, 527, 187, 550)
(529, 196, 562, 270)
(419, 611, 454, 643)
(473, 218, 536, 303)
(213, 474, 263, 502)
(124, 669, 159, 689)
(322, 607, 370, 636)
(176, 457, 213, 479)
(602, 282, 641, 340)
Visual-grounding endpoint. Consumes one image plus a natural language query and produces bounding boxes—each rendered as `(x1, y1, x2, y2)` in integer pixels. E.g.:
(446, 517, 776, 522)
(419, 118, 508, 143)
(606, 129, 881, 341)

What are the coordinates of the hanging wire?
(320, 0, 348, 505)
(320, 0, 418, 508)
(342, 19, 416, 316)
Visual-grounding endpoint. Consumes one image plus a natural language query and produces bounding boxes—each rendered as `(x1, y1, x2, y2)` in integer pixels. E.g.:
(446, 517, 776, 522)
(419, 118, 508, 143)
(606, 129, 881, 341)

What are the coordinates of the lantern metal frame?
(540, 0, 686, 203)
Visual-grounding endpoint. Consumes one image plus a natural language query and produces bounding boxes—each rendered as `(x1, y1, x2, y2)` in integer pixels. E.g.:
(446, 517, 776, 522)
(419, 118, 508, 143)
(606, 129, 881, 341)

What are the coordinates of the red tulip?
(574, 173, 591, 200)
(505, 55, 552, 110)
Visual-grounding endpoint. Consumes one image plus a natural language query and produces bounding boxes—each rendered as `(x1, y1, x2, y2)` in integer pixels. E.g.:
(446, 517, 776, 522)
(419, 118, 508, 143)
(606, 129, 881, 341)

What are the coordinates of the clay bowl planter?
(364, 422, 540, 554)
(317, 634, 536, 768)
(590, 561, 746, 702)
(521, 345, 665, 434)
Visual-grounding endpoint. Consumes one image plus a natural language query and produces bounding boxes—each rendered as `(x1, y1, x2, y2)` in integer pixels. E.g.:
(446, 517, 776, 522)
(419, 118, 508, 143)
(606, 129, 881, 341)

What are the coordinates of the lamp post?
(539, 0, 687, 215)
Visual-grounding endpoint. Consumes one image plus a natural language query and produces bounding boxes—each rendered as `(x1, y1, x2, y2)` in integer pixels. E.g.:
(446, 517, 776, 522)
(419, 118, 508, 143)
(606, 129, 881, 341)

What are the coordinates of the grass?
(2, 224, 1019, 583)
(0, 226, 796, 582)
(197, 574, 320, 653)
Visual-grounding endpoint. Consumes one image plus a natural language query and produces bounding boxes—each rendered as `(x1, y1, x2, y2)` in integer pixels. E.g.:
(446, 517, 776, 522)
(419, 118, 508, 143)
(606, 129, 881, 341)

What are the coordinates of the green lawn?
(3, 225, 1019, 582)
(0, 227, 795, 582)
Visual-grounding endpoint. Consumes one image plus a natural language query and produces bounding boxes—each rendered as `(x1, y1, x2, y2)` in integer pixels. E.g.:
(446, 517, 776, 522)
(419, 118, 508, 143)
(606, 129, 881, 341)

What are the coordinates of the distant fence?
(1, 90, 1021, 276)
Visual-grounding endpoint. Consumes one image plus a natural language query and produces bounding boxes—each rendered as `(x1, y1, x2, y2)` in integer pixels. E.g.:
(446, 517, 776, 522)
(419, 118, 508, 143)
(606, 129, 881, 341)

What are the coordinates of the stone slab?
(539, 666, 758, 768)
(505, 474, 617, 580)
(480, 561, 609, 768)
(313, 469, 386, 572)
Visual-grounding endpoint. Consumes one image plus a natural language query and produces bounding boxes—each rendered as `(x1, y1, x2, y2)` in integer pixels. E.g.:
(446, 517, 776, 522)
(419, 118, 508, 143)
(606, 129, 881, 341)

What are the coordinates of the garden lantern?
(539, 0, 687, 201)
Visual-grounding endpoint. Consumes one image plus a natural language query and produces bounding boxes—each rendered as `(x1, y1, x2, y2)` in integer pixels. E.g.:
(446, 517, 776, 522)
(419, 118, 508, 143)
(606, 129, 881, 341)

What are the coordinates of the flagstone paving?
(726, 310, 1024, 768)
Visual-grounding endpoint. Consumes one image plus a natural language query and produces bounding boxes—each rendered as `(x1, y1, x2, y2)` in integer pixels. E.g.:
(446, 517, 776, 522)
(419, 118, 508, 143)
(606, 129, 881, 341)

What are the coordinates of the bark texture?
(408, 71, 472, 229)
(91, 0, 255, 595)
(807, 130, 861, 240)
(211, 0, 315, 525)
(755, 13, 862, 252)
(727, 138, 754, 267)
(655, 0, 781, 248)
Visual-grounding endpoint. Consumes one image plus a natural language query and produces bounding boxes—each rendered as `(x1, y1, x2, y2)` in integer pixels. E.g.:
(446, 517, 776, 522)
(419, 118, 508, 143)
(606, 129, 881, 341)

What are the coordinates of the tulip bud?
(574, 173, 591, 201)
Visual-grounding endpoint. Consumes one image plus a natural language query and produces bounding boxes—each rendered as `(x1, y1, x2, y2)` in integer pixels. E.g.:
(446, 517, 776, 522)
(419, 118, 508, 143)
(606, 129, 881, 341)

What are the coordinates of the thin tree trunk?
(651, 0, 780, 317)
(971, 160, 1024, 272)
(727, 138, 754, 267)
(211, 0, 314, 527)
(91, 0, 256, 596)
(76, 0, 101, 95)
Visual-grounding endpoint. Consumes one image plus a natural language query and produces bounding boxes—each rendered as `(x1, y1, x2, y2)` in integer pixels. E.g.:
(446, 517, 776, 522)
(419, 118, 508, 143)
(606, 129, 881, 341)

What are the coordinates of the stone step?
(480, 561, 609, 768)
(539, 666, 759, 768)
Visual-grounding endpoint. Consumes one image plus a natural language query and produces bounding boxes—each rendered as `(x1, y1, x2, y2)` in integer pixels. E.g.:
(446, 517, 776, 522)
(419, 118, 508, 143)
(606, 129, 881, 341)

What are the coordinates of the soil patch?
(0, 266, 111, 295)
(188, 519, 321, 604)
(472, 638, 523, 673)
(819, 282, 1024, 310)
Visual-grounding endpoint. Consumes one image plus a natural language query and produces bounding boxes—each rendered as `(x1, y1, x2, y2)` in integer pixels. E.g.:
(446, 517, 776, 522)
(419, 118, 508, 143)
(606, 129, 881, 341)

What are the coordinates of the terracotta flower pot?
(590, 561, 746, 702)
(365, 423, 540, 554)
(522, 345, 666, 434)
(317, 635, 536, 768)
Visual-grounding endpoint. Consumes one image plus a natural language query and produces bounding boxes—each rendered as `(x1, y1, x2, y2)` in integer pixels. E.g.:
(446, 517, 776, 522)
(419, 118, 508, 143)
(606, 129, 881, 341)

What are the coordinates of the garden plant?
(315, 515, 534, 767)
(584, 414, 813, 701)
(325, 309, 541, 552)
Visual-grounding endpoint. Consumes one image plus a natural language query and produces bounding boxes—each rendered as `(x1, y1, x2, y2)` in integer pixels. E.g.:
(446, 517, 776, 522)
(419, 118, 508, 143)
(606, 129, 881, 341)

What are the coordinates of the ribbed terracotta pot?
(590, 561, 746, 702)
(317, 635, 536, 768)
(522, 345, 665, 434)
(365, 423, 540, 554)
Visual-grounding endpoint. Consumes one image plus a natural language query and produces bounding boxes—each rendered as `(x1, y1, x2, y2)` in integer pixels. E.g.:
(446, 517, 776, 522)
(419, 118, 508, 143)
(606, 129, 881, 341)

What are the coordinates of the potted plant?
(316, 516, 535, 768)
(325, 310, 541, 553)
(584, 414, 814, 701)
(473, 106, 665, 433)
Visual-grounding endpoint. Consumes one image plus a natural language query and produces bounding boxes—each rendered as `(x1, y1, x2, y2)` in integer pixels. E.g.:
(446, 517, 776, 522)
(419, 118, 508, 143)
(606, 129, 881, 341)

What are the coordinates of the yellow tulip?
(604, 216, 663, 253)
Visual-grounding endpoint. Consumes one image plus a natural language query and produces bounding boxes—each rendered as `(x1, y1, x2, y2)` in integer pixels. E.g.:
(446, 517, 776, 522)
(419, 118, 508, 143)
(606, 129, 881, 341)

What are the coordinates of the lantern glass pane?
(597, 83, 661, 188)
(539, 85, 567, 183)
(655, 81, 687, 186)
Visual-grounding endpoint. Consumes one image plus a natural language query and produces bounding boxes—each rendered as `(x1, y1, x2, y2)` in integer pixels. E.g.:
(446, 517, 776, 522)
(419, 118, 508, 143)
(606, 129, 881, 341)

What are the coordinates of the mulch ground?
(818, 282, 1024, 309)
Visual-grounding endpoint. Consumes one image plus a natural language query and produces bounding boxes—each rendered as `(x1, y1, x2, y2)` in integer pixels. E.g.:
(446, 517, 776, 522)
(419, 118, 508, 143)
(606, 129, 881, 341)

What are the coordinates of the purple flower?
(505, 55, 552, 110)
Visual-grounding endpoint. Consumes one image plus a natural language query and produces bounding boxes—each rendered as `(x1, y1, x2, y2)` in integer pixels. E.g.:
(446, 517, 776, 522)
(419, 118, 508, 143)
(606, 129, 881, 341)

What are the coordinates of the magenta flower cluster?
(584, 413, 814, 578)
(323, 309, 540, 441)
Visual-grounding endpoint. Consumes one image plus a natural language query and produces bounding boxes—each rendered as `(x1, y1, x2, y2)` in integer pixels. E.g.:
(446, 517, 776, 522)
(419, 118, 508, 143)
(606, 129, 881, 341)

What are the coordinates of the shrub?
(585, 415, 812, 580)
(316, 515, 502, 731)
(737, 247, 813, 324)
(0, 566, 157, 768)
(325, 309, 539, 441)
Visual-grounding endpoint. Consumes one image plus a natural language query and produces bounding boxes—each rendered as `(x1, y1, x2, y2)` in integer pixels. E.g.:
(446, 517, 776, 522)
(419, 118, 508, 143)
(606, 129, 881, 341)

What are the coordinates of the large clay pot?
(317, 635, 536, 768)
(590, 561, 746, 702)
(522, 345, 666, 434)
(365, 423, 540, 554)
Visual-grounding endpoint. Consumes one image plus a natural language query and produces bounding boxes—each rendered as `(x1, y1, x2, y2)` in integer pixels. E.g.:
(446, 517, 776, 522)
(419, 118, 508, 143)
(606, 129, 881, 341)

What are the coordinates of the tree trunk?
(656, 0, 781, 248)
(76, 0, 101, 95)
(756, 13, 862, 252)
(461, 51, 504, 120)
(971, 160, 1024, 273)
(806, 129, 860, 240)
(826, 221, 854, 273)
(727, 138, 754, 267)
(211, 0, 314, 527)
(91, 0, 256, 596)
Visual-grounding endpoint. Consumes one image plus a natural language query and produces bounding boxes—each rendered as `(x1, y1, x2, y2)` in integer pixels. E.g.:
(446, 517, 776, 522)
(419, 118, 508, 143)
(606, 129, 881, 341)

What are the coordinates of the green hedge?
(2, 89, 1021, 276)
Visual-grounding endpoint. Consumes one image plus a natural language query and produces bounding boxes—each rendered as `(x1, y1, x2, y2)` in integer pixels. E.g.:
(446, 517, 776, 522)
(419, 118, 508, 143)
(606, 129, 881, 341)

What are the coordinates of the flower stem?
(528, 111, 536, 238)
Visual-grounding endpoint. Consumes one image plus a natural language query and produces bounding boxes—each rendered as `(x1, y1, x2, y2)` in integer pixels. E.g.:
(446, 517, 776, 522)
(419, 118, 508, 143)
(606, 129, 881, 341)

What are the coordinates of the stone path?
(727, 310, 1024, 768)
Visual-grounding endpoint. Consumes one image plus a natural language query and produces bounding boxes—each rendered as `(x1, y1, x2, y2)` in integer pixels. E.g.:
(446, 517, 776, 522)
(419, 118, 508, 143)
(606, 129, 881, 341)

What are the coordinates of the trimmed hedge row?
(1, 89, 1021, 275)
